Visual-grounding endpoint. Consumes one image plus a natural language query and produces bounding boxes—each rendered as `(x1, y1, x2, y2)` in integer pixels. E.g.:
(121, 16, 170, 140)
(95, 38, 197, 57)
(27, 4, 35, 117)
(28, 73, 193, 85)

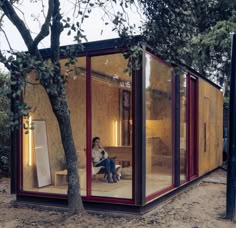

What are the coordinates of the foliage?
(0, 0, 94, 215)
(140, 0, 236, 95)
(0, 145, 10, 177)
(0, 0, 141, 215)
(0, 70, 10, 177)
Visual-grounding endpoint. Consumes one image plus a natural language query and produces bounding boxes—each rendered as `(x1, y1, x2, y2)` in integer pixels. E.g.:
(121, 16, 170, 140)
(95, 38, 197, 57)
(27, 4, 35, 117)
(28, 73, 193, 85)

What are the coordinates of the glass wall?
(145, 52, 173, 197)
(91, 53, 133, 199)
(22, 57, 87, 196)
(180, 73, 187, 182)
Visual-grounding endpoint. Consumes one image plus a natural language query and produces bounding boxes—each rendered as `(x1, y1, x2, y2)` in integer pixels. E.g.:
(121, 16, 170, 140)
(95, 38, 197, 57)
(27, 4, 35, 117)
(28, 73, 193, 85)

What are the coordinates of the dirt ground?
(0, 169, 235, 228)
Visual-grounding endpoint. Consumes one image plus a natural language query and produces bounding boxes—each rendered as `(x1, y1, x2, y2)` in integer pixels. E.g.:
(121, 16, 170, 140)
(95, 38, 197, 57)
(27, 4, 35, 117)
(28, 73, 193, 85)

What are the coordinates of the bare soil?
(0, 169, 235, 228)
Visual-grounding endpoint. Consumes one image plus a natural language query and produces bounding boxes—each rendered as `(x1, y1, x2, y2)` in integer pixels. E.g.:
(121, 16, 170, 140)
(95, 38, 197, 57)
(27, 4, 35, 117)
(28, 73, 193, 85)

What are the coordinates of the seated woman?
(92, 137, 118, 183)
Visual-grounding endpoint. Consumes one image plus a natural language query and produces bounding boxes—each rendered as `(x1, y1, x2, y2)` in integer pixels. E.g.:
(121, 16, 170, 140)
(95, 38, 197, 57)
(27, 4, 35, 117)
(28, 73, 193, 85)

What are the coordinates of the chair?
(92, 162, 121, 180)
(81, 148, 122, 180)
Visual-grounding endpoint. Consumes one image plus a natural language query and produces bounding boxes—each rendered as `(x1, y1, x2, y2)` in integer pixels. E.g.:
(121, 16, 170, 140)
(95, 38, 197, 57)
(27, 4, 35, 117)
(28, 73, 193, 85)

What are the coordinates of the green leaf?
(123, 68, 129, 73)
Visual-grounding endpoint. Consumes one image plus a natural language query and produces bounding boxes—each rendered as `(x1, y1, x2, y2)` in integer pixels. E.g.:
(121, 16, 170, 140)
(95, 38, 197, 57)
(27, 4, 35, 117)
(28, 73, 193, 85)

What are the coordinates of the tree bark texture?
(1, 0, 85, 215)
(48, 92, 85, 215)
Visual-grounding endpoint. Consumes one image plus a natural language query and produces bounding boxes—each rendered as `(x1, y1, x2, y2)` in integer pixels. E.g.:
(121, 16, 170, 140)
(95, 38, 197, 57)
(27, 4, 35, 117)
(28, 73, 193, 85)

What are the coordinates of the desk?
(55, 169, 86, 188)
(104, 146, 132, 166)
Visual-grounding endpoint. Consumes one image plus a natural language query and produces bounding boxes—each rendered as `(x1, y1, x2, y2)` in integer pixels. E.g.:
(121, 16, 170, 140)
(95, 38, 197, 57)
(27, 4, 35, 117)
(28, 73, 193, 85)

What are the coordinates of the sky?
(0, 0, 144, 52)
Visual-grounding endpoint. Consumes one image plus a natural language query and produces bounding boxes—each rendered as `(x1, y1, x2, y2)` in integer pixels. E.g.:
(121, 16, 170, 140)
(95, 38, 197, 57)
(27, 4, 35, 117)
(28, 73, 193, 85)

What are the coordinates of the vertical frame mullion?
(174, 70, 180, 187)
(187, 73, 191, 181)
(86, 53, 92, 198)
(195, 80, 199, 177)
(10, 122, 17, 193)
(193, 78, 199, 177)
(134, 46, 146, 205)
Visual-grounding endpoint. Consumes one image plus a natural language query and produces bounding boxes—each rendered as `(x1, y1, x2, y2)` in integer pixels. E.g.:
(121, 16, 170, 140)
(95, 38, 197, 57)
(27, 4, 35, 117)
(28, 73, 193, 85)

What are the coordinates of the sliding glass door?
(89, 53, 133, 199)
(145, 51, 174, 200)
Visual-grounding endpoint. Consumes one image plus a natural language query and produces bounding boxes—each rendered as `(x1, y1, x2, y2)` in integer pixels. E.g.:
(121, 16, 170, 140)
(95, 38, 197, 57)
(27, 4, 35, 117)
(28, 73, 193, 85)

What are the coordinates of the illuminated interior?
(145, 52, 173, 197)
(180, 74, 187, 182)
(91, 53, 132, 199)
(22, 53, 133, 199)
(14, 36, 224, 211)
(23, 57, 87, 195)
(21, 48, 193, 202)
(28, 115, 32, 167)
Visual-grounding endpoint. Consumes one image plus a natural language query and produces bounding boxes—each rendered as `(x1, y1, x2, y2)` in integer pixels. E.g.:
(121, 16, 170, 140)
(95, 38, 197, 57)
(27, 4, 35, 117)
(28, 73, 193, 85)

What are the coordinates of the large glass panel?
(180, 74, 187, 182)
(91, 53, 133, 199)
(145, 52, 173, 197)
(22, 57, 87, 196)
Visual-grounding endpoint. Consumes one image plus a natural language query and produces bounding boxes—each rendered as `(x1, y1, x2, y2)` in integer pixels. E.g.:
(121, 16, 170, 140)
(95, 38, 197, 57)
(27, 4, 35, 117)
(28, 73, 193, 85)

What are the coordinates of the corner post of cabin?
(134, 44, 146, 206)
(10, 99, 18, 194)
(226, 32, 236, 221)
(10, 71, 22, 194)
(173, 68, 180, 187)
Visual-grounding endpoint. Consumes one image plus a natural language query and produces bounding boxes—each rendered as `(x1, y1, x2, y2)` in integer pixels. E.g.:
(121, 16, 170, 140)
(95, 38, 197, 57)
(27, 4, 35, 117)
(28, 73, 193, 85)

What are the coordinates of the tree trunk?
(0, 0, 84, 216)
(48, 92, 85, 215)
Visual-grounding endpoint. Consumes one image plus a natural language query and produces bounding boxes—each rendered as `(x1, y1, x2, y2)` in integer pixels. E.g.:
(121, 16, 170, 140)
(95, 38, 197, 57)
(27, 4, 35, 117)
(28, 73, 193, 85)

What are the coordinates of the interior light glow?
(29, 115, 32, 166)
(119, 120, 122, 146)
(115, 120, 118, 146)
(113, 120, 118, 146)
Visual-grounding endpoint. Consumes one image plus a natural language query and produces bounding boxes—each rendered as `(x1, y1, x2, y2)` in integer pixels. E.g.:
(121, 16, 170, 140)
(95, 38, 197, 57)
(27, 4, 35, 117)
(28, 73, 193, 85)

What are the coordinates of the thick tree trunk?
(48, 93, 85, 215)
(0, 0, 84, 216)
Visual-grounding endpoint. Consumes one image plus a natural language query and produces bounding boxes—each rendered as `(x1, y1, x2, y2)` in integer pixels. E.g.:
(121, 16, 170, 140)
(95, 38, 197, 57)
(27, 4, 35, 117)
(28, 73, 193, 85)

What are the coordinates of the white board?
(33, 121, 52, 187)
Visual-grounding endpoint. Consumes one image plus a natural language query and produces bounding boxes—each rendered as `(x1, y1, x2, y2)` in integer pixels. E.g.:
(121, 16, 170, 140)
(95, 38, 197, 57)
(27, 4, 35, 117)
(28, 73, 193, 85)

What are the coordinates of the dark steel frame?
(179, 73, 188, 185)
(16, 47, 138, 205)
(133, 45, 146, 205)
(12, 37, 220, 212)
(187, 74, 198, 181)
(226, 33, 236, 220)
(10, 99, 18, 194)
(174, 70, 181, 187)
(85, 49, 134, 204)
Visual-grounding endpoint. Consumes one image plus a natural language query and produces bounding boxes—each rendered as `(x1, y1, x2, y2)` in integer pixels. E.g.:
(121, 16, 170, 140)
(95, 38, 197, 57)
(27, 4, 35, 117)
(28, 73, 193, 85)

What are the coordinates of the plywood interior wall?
(91, 78, 120, 147)
(145, 52, 173, 174)
(22, 57, 121, 188)
(23, 76, 85, 187)
(198, 79, 223, 176)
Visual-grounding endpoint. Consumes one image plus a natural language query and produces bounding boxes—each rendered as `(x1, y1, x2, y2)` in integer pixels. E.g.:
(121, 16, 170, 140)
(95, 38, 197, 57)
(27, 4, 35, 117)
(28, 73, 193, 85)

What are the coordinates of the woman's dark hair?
(92, 137, 100, 148)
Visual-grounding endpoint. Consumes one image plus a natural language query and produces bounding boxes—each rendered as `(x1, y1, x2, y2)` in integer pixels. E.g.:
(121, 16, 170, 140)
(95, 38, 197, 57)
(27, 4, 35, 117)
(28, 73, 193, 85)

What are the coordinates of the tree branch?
(40, 0, 47, 18)
(0, 27, 13, 50)
(71, 0, 81, 19)
(0, 12, 5, 24)
(31, 0, 54, 51)
(13, 3, 33, 32)
(0, 0, 35, 53)
(51, 0, 62, 64)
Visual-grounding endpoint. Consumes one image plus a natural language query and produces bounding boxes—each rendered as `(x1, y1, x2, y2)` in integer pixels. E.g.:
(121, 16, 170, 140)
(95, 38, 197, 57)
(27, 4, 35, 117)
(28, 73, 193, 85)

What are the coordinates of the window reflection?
(180, 74, 187, 182)
(91, 53, 133, 199)
(145, 52, 173, 197)
(22, 57, 87, 196)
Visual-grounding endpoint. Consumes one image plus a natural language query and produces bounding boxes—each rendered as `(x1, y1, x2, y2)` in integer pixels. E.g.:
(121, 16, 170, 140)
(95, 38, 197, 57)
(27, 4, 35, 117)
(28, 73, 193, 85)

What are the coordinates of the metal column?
(226, 33, 236, 220)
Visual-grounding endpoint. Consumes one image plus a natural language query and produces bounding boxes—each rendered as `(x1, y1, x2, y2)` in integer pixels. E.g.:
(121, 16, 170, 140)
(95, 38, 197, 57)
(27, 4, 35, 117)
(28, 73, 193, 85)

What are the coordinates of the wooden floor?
(24, 173, 176, 199)
(25, 178, 132, 198)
